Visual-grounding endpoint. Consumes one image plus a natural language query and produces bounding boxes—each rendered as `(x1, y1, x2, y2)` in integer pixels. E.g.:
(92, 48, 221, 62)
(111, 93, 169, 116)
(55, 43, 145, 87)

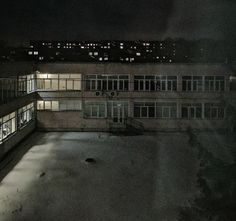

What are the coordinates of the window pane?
(51, 79, 58, 90)
(37, 101, 44, 110)
(44, 101, 51, 110)
(196, 107, 202, 118)
(134, 107, 140, 117)
(52, 101, 59, 111)
(163, 107, 169, 118)
(182, 107, 188, 118)
(141, 107, 147, 117)
(74, 80, 81, 90)
(59, 80, 66, 90)
(67, 80, 73, 90)
(149, 107, 155, 117)
(45, 79, 51, 89)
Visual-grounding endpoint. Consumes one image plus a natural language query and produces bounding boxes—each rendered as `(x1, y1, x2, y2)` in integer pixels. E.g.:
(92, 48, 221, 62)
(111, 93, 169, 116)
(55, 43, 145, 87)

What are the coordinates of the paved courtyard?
(0, 132, 234, 221)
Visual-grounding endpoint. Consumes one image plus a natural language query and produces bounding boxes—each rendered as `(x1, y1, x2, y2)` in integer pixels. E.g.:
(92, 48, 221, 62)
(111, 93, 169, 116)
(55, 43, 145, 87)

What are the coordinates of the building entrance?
(112, 103, 125, 123)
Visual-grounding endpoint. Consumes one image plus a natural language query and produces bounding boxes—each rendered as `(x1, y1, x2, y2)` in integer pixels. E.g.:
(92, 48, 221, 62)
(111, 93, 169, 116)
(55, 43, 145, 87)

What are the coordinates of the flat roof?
(0, 62, 233, 77)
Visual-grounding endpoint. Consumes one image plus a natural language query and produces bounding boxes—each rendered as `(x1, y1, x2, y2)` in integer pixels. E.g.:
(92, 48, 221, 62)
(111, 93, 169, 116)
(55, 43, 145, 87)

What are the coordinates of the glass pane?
(163, 107, 169, 118)
(59, 80, 66, 90)
(44, 101, 51, 110)
(37, 101, 44, 110)
(182, 107, 188, 118)
(134, 80, 139, 90)
(52, 101, 59, 111)
(134, 107, 140, 117)
(196, 108, 202, 118)
(92, 106, 98, 117)
(190, 108, 195, 118)
(170, 108, 175, 118)
(149, 107, 155, 117)
(108, 80, 113, 90)
(59, 101, 67, 111)
(45, 79, 51, 89)
(218, 108, 224, 118)
(51, 79, 59, 90)
(161, 81, 166, 90)
(211, 108, 217, 118)
(156, 107, 162, 118)
(124, 81, 129, 90)
(141, 107, 147, 117)
(67, 80, 73, 90)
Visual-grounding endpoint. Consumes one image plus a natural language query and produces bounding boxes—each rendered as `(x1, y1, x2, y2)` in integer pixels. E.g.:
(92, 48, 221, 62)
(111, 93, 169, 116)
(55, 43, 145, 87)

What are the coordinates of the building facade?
(0, 62, 236, 158)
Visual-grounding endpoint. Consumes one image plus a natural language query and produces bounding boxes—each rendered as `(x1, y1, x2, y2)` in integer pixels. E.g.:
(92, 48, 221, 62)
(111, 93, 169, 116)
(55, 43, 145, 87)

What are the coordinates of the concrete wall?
(36, 111, 228, 132)
(36, 62, 232, 76)
(0, 121, 36, 160)
(37, 112, 108, 131)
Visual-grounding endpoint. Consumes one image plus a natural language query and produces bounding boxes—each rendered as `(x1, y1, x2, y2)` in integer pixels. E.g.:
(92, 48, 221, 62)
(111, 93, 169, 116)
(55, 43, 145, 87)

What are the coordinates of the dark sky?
(0, 0, 235, 45)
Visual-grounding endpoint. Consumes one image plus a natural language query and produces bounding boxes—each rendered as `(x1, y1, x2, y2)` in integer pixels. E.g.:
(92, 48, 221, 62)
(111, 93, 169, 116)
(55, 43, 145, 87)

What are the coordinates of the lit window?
(28, 51, 33, 55)
(136, 52, 141, 56)
(34, 51, 39, 55)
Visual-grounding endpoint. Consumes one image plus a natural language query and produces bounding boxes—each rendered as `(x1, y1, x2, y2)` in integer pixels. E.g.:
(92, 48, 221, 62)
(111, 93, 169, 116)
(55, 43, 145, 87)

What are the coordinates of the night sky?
(0, 0, 236, 45)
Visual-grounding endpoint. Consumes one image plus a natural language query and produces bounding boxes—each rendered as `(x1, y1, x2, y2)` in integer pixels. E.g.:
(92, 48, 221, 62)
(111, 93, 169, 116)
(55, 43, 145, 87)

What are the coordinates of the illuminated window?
(36, 73, 81, 91)
(37, 100, 81, 111)
(0, 112, 16, 143)
(52, 101, 59, 111)
(37, 101, 44, 110)
(18, 103, 35, 129)
(44, 101, 52, 110)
